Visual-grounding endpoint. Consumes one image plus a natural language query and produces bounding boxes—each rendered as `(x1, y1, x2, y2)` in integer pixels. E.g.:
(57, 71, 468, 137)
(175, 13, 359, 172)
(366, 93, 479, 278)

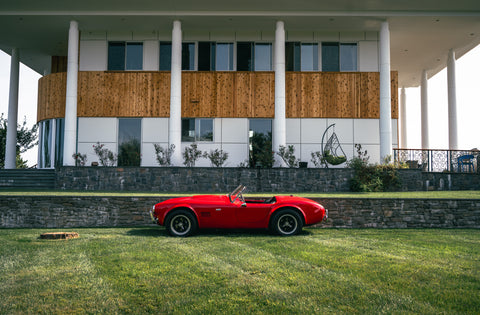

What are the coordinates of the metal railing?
(393, 149, 479, 173)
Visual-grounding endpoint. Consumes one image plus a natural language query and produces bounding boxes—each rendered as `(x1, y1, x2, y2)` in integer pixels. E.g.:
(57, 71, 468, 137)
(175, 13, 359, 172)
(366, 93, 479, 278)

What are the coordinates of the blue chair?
(457, 154, 474, 172)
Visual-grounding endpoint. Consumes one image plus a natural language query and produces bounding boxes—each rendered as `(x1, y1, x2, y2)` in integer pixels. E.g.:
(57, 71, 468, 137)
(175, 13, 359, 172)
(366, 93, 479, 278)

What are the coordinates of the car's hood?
(274, 195, 318, 204)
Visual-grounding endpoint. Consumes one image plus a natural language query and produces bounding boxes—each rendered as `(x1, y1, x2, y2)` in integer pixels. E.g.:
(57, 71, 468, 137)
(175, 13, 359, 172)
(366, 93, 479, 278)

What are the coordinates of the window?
(340, 43, 357, 71)
(198, 42, 234, 71)
(54, 118, 64, 167)
(215, 43, 234, 71)
(182, 118, 213, 142)
(39, 120, 52, 168)
(286, 42, 318, 71)
(118, 118, 142, 166)
(108, 42, 143, 71)
(237, 42, 253, 71)
(254, 43, 272, 71)
(159, 41, 172, 70)
(182, 43, 195, 70)
(322, 42, 357, 72)
(237, 42, 272, 71)
(249, 119, 273, 168)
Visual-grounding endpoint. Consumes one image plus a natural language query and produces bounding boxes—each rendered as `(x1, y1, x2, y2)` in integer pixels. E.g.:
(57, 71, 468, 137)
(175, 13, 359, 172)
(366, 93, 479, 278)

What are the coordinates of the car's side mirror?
(241, 202, 247, 207)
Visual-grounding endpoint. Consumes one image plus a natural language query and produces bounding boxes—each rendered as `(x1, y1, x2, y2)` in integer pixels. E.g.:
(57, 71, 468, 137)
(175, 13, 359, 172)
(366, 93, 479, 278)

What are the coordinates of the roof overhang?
(1, 1, 480, 87)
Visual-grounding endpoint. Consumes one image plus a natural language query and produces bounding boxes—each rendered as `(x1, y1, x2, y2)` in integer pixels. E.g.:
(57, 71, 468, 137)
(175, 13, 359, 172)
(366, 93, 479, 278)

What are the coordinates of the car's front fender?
(160, 204, 198, 225)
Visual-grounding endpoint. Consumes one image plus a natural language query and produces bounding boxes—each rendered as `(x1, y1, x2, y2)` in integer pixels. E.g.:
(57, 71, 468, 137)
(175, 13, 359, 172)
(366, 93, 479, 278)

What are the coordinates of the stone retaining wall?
(1, 196, 479, 229)
(54, 167, 480, 192)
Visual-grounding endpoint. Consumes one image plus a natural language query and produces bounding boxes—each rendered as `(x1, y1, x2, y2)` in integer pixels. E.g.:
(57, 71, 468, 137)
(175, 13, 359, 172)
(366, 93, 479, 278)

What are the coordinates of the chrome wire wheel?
(277, 213, 298, 235)
(170, 214, 191, 236)
(166, 210, 197, 237)
(271, 209, 303, 236)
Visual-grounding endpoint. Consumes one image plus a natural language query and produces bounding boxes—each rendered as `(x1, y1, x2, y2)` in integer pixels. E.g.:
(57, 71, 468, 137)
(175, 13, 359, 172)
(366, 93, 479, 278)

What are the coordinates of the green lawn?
(1, 228, 479, 314)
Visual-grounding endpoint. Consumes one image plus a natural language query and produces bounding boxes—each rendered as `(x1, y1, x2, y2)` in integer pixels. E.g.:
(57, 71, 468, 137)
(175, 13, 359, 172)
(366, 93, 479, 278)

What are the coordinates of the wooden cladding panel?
(37, 71, 398, 122)
(285, 71, 398, 119)
(181, 72, 274, 118)
(37, 72, 66, 122)
(76, 71, 171, 118)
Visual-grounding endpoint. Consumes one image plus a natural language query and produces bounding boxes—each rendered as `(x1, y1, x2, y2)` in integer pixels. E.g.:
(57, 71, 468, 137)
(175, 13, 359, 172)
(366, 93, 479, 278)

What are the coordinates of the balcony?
(37, 71, 398, 122)
(394, 149, 479, 173)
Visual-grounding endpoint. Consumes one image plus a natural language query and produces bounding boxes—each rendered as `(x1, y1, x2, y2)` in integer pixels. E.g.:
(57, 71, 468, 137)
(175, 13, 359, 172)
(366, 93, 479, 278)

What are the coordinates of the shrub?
(347, 144, 401, 192)
(72, 152, 87, 167)
(183, 143, 204, 167)
(153, 144, 175, 166)
(276, 145, 299, 168)
(93, 142, 117, 166)
(205, 149, 229, 167)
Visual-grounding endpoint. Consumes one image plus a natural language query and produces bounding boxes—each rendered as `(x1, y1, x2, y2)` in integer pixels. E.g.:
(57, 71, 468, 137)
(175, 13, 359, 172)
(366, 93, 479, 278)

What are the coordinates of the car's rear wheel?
(270, 209, 303, 236)
(165, 210, 197, 237)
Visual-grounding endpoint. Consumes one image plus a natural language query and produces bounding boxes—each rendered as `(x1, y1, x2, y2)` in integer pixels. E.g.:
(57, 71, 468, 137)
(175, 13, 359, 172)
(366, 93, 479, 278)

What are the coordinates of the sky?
(0, 45, 480, 166)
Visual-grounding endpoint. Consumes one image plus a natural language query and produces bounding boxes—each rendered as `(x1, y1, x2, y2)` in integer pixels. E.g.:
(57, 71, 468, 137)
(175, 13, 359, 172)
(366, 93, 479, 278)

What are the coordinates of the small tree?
(205, 149, 228, 167)
(276, 145, 299, 168)
(0, 114, 38, 168)
(153, 144, 175, 166)
(183, 143, 203, 167)
(93, 142, 117, 166)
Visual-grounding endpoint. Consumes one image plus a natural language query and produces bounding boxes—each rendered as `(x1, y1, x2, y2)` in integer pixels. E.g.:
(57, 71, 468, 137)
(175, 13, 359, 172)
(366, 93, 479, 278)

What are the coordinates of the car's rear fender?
(269, 205, 306, 225)
(162, 205, 198, 226)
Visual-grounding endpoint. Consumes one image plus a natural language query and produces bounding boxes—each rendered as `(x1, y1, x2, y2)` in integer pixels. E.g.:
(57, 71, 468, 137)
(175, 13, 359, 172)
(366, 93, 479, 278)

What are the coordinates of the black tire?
(270, 209, 303, 236)
(165, 209, 197, 237)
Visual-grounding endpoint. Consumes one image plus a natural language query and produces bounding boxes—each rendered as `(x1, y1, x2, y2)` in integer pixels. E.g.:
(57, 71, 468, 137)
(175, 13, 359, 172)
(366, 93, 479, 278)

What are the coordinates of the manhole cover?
(40, 232, 79, 240)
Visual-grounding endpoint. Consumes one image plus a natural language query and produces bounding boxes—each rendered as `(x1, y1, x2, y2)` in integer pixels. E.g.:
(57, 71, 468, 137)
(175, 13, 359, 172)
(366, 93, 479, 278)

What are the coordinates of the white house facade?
(1, 1, 480, 168)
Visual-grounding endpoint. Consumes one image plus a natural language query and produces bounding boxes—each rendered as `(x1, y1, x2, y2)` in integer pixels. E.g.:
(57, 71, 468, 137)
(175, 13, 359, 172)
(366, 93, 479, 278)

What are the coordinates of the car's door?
(195, 195, 237, 229)
(235, 202, 271, 228)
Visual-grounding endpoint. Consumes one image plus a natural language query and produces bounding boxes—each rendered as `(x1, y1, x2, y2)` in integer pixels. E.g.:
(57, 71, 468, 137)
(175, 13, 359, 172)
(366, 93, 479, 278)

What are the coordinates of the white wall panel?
(142, 118, 169, 143)
(392, 119, 398, 147)
(80, 31, 106, 40)
(286, 119, 300, 143)
(221, 144, 249, 167)
(340, 32, 365, 41)
(143, 40, 159, 71)
(301, 119, 327, 144)
(133, 31, 158, 41)
(78, 118, 117, 143)
(79, 40, 107, 71)
(354, 119, 380, 144)
(221, 118, 248, 143)
(359, 41, 379, 72)
(314, 32, 339, 42)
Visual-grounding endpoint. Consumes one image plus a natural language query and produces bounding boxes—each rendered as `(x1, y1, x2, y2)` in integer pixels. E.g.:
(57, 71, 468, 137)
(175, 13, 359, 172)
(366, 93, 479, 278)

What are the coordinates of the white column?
(63, 20, 79, 166)
(273, 20, 286, 167)
(421, 70, 429, 149)
(169, 20, 182, 166)
(447, 49, 458, 150)
(4, 48, 20, 169)
(400, 87, 407, 148)
(379, 21, 392, 161)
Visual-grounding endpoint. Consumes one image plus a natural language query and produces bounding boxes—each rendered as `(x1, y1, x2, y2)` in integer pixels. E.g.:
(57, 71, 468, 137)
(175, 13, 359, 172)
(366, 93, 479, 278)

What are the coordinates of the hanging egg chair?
(321, 124, 347, 168)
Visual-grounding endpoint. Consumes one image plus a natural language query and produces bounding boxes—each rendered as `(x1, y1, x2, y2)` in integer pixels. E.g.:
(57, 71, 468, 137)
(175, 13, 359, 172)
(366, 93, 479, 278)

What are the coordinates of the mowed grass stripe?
(0, 228, 479, 314)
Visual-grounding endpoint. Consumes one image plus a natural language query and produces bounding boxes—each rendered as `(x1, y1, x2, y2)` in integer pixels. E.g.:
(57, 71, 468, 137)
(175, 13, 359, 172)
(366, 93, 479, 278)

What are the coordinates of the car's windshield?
(229, 185, 246, 203)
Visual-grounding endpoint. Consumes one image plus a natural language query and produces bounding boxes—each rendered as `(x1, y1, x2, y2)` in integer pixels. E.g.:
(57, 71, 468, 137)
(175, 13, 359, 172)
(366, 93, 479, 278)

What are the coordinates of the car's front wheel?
(270, 209, 303, 236)
(165, 210, 197, 237)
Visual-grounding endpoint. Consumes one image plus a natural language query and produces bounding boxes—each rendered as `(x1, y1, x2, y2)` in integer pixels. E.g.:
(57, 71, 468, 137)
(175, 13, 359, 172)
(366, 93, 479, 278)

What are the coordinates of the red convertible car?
(150, 185, 328, 236)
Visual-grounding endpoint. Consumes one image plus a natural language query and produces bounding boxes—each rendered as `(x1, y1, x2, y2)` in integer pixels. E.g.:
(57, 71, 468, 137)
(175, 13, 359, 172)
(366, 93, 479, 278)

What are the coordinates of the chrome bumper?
(149, 208, 158, 224)
(324, 208, 329, 221)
